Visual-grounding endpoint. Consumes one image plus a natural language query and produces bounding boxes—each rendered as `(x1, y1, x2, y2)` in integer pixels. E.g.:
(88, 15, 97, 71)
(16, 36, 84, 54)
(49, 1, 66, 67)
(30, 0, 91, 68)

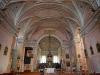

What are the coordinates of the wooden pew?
(21, 72, 41, 75)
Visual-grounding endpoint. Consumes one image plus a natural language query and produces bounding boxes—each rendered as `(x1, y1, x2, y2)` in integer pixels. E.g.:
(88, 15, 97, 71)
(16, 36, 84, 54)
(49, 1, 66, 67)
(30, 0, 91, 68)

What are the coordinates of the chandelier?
(47, 34, 52, 58)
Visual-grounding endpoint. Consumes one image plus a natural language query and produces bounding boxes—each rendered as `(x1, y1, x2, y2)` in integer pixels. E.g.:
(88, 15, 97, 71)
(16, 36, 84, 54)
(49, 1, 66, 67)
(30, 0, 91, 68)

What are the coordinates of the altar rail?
(0, 72, 100, 75)
(0, 72, 40, 75)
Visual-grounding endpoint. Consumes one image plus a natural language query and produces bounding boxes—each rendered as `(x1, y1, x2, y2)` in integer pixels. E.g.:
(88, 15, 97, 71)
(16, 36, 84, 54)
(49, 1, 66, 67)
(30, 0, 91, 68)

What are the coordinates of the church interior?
(0, 0, 100, 75)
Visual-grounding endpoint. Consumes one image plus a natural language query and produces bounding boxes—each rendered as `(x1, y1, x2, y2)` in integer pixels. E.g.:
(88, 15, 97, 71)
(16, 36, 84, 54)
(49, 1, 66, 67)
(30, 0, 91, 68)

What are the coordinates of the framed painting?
(4, 46, 8, 55)
(0, 44, 1, 51)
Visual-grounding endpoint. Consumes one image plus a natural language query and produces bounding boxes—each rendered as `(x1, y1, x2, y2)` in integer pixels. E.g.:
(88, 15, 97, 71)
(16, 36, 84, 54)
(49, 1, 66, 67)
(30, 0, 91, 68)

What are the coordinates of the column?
(11, 35, 24, 72)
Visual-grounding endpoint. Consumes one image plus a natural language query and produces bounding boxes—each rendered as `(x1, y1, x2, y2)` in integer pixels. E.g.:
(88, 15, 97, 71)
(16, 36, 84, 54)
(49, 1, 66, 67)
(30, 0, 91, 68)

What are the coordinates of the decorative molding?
(0, 0, 10, 9)
(0, 10, 17, 36)
(80, 7, 100, 36)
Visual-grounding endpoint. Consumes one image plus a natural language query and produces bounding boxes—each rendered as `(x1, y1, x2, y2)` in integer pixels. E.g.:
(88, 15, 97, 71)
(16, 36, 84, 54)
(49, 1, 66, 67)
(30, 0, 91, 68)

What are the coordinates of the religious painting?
(24, 57, 31, 64)
(0, 44, 1, 51)
(26, 50, 33, 58)
(66, 54, 69, 59)
(66, 62, 70, 67)
(84, 49, 88, 58)
(96, 43, 100, 53)
(3, 46, 8, 55)
(78, 54, 80, 58)
(24, 47, 33, 64)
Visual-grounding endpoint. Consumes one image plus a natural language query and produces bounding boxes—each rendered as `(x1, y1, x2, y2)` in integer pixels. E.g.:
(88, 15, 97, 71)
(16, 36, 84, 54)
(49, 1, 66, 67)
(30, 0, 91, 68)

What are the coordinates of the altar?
(44, 68, 55, 73)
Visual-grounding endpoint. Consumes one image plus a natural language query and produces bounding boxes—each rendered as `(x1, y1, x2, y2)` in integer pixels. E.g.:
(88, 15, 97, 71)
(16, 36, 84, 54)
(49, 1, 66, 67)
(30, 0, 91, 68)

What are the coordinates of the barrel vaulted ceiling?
(0, 0, 99, 42)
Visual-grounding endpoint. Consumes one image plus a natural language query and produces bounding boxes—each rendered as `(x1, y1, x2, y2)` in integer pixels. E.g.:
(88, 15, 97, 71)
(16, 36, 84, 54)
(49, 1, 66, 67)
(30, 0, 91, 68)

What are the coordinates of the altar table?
(44, 68, 55, 73)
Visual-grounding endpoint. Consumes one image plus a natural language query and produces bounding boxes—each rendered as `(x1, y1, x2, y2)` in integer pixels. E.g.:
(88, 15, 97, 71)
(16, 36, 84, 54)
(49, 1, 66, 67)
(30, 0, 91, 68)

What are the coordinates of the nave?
(0, 0, 100, 75)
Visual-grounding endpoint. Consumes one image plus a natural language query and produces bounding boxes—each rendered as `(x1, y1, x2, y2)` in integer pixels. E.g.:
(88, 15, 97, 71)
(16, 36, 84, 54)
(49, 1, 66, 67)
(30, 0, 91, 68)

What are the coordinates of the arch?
(25, 26, 73, 43)
(19, 17, 79, 40)
(39, 35, 61, 50)
(17, 15, 80, 28)
(17, 18, 78, 42)
(10, 2, 79, 26)
(37, 34, 63, 47)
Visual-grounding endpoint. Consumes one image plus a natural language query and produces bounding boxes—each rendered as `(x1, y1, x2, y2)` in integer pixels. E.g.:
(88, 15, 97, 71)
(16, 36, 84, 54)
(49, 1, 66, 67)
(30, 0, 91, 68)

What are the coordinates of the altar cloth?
(44, 68, 55, 73)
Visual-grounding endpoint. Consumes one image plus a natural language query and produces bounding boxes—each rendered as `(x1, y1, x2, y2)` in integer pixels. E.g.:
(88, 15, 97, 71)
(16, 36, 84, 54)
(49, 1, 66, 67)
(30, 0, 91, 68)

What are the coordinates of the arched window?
(53, 56, 60, 63)
(96, 43, 100, 53)
(40, 55, 46, 63)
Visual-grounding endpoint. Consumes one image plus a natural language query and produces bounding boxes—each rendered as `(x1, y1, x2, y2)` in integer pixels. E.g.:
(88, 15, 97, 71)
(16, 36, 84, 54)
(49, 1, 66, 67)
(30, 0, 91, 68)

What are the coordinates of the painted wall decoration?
(3, 46, 8, 55)
(24, 47, 33, 64)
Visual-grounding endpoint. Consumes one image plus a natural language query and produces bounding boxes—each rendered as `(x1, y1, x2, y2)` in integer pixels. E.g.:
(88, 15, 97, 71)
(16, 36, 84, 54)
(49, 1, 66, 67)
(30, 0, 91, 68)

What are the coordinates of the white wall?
(85, 24, 100, 73)
(0, 26, 13, 74)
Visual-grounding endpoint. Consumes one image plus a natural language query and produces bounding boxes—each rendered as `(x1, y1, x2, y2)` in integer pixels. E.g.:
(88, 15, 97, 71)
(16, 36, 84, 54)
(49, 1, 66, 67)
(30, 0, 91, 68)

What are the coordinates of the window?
(90, 46, 94, 55)
(96, 43, 100, 53)
(40, 56, 46, 63)
(96, 0, 100, 6)
(53, 56, 60, 63)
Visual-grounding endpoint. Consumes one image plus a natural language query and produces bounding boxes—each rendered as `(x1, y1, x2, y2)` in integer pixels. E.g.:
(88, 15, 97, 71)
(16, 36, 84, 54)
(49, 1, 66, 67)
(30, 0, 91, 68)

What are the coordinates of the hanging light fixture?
(47, 33, 52, 58)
